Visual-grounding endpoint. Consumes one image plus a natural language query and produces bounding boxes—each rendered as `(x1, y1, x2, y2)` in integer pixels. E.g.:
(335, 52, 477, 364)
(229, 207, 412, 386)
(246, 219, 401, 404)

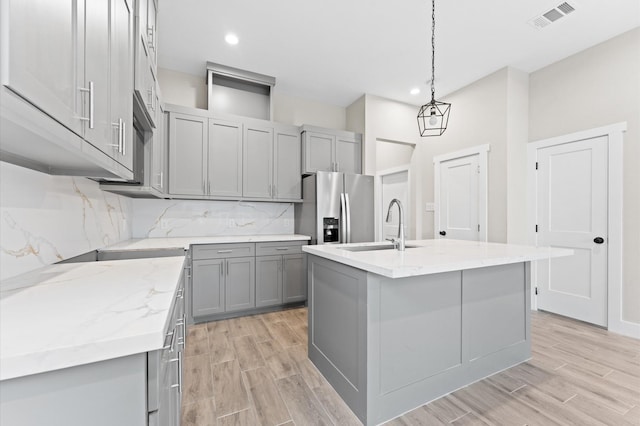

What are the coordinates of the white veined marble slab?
(0, 256, 186, 381)
(100, 234, 311, 252)
(303, 239, 573, 278)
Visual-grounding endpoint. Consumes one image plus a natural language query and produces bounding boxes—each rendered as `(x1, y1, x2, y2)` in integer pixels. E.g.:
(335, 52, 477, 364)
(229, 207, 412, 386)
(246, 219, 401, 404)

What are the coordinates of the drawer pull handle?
(217, 250, 233, 253)
(275, 247, 289, 251)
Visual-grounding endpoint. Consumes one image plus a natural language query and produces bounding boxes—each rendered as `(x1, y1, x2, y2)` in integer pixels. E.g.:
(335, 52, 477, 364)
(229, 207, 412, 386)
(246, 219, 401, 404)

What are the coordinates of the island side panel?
(367, 262, 531, 426)
(463, 262, 531, 367)
(307, 254, 368, 422)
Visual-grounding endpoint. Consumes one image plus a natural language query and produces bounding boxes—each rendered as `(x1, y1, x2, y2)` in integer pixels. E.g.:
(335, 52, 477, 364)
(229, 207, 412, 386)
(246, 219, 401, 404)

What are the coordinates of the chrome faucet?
(385, 199, 405, 251)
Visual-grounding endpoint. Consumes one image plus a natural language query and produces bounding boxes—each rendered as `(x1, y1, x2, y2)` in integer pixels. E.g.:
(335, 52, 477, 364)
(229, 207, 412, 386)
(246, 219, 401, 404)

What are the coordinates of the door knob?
(593, 237, 605, 244)
(439, 231, 446, 236)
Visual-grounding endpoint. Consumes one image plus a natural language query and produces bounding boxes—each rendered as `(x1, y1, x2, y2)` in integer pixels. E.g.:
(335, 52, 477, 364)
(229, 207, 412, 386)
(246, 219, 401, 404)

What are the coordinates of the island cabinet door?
(225, 257, 256, 312)
(256, 255, 283, 307)
(191, 259, 225, 318)
(283, 254, 307, 303)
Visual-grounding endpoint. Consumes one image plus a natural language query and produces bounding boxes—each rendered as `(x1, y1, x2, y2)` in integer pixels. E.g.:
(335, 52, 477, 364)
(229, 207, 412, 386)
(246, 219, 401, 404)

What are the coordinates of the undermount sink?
(341, 244, 418, 252)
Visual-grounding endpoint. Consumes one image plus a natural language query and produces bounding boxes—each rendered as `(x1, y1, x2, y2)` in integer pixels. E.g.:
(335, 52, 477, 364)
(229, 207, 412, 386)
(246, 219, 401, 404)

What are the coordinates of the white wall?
(529, 28, 640, 324)
(506, 69, 530, 244)
(157, 68, 207, 110)
(272, 91, 346, 129)
(0, 162, 133, 280)
(418, 68, 515, 243)
(157, 67, 348, 130)
(349, 95, 422, 240)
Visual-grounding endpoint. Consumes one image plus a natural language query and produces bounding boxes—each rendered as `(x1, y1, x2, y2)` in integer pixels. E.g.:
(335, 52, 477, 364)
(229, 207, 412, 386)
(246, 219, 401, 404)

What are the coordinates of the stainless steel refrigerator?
(295, 171, 374, 244)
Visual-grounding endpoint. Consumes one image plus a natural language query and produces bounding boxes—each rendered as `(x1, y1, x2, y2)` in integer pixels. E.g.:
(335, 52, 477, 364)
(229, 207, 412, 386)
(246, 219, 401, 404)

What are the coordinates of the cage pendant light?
(417, 0, 451, 137)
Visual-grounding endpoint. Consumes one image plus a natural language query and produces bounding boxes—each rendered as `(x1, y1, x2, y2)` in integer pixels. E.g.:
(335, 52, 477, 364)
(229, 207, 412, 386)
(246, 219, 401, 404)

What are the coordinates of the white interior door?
(380, 169, 409, 241)
(536, 136, 608, 326)
(437, 155, 479, 241)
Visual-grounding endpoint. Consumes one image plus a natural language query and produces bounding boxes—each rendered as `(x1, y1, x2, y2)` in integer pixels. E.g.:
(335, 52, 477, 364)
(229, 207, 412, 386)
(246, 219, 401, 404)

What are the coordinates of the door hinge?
(535, 224, 538, 232)
(477, 224, 480, 232)
(535, 287, 538, 295)
(477, 165, 480, 174)
(535, 162, 538, 170)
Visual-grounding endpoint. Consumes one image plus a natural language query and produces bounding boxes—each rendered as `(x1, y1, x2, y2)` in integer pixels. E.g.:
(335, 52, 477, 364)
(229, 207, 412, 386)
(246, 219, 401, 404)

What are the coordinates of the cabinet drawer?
(255, 241, 305, 256)
(192, 243, 255, 260)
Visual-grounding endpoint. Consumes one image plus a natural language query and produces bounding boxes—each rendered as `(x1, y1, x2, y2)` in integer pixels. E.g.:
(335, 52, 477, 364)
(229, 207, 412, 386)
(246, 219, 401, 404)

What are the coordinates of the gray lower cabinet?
(255, 242, 307, 307)
(225, 257, 256, 312)
(256, 255, 283, 307)
(190, 241, 307, 322)
(191, 243, 256, 320)
(192, 258, 225, 317)
(283, 253, 307, 303)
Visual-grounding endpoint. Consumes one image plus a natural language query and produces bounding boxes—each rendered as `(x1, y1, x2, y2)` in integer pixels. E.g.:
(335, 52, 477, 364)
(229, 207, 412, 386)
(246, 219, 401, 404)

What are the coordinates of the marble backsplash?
(0, 162, 133, 280)
(132, 199, 294, 238)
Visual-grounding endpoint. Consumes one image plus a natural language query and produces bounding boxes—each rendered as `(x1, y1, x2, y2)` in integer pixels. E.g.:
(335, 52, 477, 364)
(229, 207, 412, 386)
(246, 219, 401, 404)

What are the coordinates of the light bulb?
(428, 108, 438, 126)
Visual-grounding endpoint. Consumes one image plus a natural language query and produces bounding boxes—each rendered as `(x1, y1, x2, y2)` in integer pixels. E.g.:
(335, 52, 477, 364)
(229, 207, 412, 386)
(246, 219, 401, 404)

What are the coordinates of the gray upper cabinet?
(3, 0, 83, 136)
(146, 0, 158, 69)
(303, 132, 334, 173)
(165, 105, 302, 202)
(274, 125, 302, 201)
(150, 107, 166, 192)
(168, 112, 207, 196)
(243, 124, 273, 199)
(134, 0, 159, 128)
(209, 119, 243, 197)
(1, 0, 135, 178)
(109, 0, 134, 171)
(335, 135, 362, 174)
(302, 125, 362, 174)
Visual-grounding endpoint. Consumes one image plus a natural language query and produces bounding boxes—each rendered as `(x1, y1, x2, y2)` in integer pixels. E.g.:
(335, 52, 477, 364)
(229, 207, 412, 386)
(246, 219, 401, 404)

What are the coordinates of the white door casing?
(379, 167, 409, 241)
(535, 136, 608, 326)
(434, 144, 489, 242)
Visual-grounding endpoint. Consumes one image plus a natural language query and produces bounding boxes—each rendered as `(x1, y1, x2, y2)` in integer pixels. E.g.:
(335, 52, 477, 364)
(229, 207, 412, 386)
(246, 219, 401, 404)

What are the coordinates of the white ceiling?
(158, 0, 640, 108)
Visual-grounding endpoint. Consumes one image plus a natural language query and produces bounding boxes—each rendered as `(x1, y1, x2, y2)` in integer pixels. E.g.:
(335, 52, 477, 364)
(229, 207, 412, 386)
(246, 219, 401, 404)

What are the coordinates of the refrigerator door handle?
(345, 193, 352, 243)
(340, 193, 347, 243)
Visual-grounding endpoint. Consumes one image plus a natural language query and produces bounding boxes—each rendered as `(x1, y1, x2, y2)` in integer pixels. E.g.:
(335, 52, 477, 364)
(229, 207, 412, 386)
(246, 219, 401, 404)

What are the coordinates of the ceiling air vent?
(528, 1, 577, 29)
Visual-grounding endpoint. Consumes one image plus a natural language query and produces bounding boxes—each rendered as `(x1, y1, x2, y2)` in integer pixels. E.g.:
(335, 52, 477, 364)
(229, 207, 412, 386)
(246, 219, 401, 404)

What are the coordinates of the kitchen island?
(303, 239, 572, 426)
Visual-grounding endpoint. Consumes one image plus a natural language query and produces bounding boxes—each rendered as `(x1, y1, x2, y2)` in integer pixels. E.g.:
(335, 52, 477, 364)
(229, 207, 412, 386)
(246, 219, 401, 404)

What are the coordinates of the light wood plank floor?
(181, 308, 640, 426)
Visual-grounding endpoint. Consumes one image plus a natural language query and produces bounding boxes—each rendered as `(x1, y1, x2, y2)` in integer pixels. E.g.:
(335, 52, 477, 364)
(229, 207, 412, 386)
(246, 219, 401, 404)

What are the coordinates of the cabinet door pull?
(79, 81, 94, 129)
(121, 119, 126, 156)
(226, 260, 229, 276)
(169, 351, 182, 393)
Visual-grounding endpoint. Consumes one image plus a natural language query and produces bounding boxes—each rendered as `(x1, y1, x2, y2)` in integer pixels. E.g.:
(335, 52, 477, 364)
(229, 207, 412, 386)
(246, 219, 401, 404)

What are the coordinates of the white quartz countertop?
(0, 256, 186, 381)
(303, 239, 573, 278)
(100, 234, 311, 251)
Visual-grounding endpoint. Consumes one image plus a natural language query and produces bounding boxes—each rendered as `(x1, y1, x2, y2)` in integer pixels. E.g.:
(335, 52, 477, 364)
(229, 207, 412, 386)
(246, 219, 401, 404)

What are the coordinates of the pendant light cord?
(431, 0, 436, 103)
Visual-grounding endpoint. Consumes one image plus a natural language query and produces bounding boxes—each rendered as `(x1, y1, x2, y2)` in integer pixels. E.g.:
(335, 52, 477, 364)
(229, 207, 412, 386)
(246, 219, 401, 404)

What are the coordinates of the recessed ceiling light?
(225, 33, 239, 45)
(410, 88, 420, 95)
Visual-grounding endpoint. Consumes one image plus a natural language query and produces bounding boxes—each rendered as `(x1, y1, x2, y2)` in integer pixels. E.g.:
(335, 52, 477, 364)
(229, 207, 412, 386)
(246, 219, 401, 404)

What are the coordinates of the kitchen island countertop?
(303, 239, 573, 278)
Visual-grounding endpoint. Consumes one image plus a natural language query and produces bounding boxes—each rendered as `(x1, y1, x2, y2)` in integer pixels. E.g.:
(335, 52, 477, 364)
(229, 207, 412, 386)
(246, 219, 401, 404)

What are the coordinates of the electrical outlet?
(425, 202, 435, 212)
